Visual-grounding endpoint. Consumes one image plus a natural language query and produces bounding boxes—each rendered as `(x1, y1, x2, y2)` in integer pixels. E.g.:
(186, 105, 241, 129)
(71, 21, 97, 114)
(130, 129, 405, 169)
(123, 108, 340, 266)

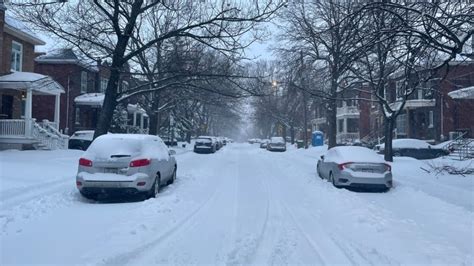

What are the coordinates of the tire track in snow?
(225, 149, 271, 265)
(100, 178, 223, 266)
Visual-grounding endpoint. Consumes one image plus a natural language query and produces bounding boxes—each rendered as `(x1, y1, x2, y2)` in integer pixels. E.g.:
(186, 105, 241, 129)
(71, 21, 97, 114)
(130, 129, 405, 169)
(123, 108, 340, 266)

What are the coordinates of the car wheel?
(330, 173, 341, 189)
(168, 167, 177, 185)
(317, 165, 323, 179)
(149, 174, 161, 198)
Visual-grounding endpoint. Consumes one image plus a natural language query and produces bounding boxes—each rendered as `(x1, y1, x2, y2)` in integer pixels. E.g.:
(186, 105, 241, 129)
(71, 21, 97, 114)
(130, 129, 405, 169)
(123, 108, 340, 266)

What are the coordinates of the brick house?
(0, 3, 66, 150)
(311, 85, 371, 144)
(34, 49, 148, 135)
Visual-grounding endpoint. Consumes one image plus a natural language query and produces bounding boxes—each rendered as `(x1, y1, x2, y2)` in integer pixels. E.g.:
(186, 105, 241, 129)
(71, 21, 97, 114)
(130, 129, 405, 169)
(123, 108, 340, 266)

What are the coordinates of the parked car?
(68, 130, 94, 150)
(194, 136, 217, 153)
(267, 137, 286, 152)
(163, 138, 178, 147)
(260, 139, 270, 149)
(317, 146, 392, 191)
(215, 137, 224, 150)
(76, 134, 177, 200)
(376, 139, 449, 159)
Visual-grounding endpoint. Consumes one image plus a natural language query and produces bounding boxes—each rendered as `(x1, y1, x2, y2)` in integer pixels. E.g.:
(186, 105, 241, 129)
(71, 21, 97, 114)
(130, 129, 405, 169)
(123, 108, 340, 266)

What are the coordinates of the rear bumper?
(267, 146, 286, 151)
(336, 172, 392, 188)
(76, 172, 153, 193)
(194, 146, 213, 152)
(80, 187, 141, 195)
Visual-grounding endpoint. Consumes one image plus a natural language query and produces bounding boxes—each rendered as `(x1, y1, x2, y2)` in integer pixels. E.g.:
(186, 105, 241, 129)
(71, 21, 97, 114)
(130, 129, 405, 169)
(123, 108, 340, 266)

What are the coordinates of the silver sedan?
(317, 146, 392, 191)
(76, 134, 177, 200)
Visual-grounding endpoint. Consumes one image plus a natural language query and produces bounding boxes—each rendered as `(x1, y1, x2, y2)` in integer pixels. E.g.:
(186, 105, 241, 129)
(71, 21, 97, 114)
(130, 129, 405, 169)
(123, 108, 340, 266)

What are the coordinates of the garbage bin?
(312, 131, 324, 147)
(296, 140, 305, 149)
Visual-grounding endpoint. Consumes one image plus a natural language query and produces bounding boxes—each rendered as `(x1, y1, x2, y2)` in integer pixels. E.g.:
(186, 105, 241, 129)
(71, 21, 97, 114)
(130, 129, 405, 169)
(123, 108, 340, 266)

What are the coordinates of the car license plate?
(104, 168, 118, 174)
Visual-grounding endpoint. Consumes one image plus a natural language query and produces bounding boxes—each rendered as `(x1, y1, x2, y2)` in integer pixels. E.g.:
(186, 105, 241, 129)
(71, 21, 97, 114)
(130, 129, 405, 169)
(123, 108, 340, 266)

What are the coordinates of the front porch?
(0, 72, 68, 150)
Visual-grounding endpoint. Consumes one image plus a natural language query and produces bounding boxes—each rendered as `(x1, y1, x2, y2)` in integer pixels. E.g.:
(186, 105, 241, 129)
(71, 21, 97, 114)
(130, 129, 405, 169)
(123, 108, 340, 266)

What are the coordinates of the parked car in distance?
(376, 138, 449, 159)
(260, 139, 270, 149)
(194, 136, 217, 153)
(267, 137, 286, 152)
(69, 130, 94, 150)
(163, 138, 178, 147)
(76, 134, 177, 200)
(317, 146, 392, 191)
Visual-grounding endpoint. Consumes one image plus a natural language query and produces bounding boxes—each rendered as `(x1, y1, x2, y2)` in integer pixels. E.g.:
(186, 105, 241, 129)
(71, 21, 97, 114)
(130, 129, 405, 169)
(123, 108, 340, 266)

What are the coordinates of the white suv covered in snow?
(76, 134, 177, 200)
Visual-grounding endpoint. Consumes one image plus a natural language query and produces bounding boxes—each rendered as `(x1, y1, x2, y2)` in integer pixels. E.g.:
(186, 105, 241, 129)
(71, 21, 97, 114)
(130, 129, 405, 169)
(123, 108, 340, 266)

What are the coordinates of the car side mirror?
(320, 155, 324, 160)
(169, 150, 176, 156)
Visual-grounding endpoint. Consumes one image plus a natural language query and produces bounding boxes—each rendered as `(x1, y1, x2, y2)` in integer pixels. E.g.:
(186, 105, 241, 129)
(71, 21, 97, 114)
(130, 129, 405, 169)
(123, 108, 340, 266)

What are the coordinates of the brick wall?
(33, 63, 83, 133)
(1, 33, 35, 73)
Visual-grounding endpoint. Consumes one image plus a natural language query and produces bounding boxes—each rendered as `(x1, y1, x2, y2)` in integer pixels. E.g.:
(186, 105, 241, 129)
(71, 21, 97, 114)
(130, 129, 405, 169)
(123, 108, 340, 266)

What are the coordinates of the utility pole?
(301, 51, 309, 149)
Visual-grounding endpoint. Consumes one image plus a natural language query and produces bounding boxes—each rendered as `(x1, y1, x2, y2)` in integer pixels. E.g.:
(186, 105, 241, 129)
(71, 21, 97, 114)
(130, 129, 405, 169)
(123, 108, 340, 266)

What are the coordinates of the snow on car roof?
(270, 137, 285, 142)
(379, 139, 431, 149)
(84, 134, 168, 160)
(326, 146, 385, 164)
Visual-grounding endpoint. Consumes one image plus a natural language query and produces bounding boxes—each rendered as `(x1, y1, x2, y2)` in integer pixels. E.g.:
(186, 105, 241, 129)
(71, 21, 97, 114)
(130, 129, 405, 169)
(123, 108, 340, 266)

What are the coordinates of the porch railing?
(0, 119, 26, 136)
(336, 132, 360, 144)
(0, 119, 68, 150)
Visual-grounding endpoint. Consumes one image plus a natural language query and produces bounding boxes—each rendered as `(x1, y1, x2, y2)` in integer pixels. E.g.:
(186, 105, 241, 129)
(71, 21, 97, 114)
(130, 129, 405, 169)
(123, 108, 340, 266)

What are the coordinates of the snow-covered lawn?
(0, 144, 472, 265)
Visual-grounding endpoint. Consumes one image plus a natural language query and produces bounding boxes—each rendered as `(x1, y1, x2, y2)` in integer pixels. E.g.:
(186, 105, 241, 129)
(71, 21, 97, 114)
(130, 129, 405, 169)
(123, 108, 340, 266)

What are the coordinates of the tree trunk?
(327, 99, 337, 148)
(384, 116, 395, 162)
(94, 67, 121, 138)
(290, 124, 295, 144)
(148, 113, 158, 135)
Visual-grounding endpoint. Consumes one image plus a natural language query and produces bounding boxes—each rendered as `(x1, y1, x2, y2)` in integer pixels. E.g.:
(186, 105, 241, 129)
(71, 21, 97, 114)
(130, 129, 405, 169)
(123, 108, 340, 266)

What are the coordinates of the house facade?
(34, 50, 148, 135)
(0, 4, 66, 150)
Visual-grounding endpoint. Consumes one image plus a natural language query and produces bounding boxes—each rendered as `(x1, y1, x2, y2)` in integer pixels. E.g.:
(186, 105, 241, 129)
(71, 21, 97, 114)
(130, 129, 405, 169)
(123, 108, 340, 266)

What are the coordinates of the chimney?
(0, 0, 6, 75)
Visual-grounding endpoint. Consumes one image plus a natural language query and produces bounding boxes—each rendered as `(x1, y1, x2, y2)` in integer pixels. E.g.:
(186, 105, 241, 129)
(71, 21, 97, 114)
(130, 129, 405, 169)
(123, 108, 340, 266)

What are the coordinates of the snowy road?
(1, 144, 473, 265)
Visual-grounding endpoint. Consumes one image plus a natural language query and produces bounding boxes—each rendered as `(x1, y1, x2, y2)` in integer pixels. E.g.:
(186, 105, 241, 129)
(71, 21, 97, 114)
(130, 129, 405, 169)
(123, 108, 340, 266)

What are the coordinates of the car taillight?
(130, 159, 151, 167)
(338, 162, 353, 170)
(76, 181, 82, 186)
(384, 163, 391, 172)
(79, 158, 93, 167)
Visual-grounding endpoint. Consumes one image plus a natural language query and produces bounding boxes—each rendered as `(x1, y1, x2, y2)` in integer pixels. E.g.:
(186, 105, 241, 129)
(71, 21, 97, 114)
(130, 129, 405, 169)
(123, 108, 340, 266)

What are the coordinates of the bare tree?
(13, 0, 285, 138)
(352, 1, 473, 161)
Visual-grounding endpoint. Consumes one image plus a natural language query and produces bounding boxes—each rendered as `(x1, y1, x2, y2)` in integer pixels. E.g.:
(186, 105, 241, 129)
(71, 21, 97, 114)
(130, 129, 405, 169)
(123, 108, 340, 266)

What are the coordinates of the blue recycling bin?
(312, 131, 324, 146)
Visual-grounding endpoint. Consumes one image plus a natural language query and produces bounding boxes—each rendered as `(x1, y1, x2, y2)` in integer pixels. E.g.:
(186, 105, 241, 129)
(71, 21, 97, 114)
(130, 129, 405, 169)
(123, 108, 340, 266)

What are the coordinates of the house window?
(396, 114, 407, 134)
(338, 119, 344, 133)
(417, 89, 423, 100)
(428, 111, 434, 128)
(81, 71, 88, 93)
(347, 118, 359, 133)
(75, 107, 80, 124)
(11, 41, 23, 72)
(100, 78, 108, 93)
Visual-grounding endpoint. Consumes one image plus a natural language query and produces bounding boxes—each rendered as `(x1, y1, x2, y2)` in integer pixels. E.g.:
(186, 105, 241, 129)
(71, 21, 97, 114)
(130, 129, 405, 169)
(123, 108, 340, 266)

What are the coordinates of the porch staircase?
(0, 119, 69, 150)
(443, 132, 474, 161)
(32, 120, 69, 150)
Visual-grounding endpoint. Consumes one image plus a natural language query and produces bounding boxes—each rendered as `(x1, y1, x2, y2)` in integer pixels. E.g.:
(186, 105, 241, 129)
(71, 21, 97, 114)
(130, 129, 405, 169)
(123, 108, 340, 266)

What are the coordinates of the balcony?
(336, 106, 359, 118)
(336, 132, 360, 144)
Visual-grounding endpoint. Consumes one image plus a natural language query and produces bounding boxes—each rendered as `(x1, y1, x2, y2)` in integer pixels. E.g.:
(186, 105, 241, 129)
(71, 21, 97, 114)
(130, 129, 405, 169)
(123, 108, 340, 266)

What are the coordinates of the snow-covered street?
(1, 144, 473, 265)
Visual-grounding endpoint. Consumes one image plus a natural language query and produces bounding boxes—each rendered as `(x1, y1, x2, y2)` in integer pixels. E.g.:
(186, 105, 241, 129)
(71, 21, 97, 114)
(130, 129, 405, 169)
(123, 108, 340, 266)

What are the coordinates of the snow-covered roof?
(74, 93, 104, 107)
(448, 86, 474, 99)
(127, 104, 148, 116)
(35, 49, 99, 72)
(74, 94, 148, 116)
(0, 72, 64, 95)
(4, 15, 45, 45)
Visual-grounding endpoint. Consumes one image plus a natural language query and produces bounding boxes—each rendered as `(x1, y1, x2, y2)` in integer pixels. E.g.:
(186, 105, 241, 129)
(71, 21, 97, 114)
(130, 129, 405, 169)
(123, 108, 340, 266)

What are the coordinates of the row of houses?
(311, 53, 474, 145)
(0, 5, 149, 150)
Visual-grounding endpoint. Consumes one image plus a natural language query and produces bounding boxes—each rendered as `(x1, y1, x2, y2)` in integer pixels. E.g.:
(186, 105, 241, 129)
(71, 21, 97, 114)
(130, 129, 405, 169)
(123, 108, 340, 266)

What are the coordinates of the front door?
(1, 95, 14, 119)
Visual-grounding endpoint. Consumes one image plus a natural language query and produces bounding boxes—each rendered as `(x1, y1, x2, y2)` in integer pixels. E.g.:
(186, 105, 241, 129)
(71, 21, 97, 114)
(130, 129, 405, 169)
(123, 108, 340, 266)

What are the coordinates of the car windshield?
(1, 1, 472, 265)
(85, 137, 142, 158)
